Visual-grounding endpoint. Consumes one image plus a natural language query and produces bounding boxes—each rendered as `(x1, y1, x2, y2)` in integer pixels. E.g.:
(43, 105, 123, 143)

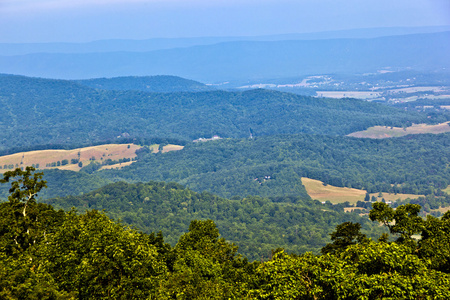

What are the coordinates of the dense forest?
(1, 74, 443, 152)
(45, 180, 386, 259)
(1, 168, 449, 299)
(76, 75, 214, 93)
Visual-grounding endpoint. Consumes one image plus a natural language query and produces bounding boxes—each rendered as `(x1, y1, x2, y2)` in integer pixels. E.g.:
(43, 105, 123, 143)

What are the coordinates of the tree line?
(1, 167, 449, 299)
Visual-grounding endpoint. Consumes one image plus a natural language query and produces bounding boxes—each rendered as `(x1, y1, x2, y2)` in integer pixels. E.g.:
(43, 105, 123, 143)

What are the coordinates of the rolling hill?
(0, 74, 431, 152)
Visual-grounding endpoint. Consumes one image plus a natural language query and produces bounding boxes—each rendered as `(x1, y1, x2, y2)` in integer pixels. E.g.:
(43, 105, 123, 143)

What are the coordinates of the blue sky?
(1, 0, 449, 43)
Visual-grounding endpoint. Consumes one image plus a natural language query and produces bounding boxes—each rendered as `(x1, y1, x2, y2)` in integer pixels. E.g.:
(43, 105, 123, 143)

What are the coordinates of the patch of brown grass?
(347, 122, 450, 139)
(302, 178, 366, 204)
(0, 144, 141, 173)
(369, 192, 424, 202)
(99, 161, 134, 171)
(443, 185, 450, 194)
(302, 177, 424, 205)
(0, 143, 185, 173)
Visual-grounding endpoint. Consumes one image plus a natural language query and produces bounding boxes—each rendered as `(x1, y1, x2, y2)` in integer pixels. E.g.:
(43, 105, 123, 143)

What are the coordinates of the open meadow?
(347, 121, 450, 139)
(302, 177, 424, 205)
(0, 144, 141, 173)
(0, 144, 185, 173)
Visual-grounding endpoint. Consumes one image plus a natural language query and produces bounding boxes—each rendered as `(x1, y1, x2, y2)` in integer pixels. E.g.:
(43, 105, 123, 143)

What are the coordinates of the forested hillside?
(1, 168, 449, 299)
(76, 75, 214, 93)
(99, 133, 450, 198)
(0, 74, 435, 152)
(46, 180, 385, 259)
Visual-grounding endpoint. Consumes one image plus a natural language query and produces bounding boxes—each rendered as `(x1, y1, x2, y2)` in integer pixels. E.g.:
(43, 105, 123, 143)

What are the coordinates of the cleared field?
(0, 144, 184, 173)
(348, 121, 450, 139)
(161, 145, 184, 153)
(369, 192, 423, 202)
(302, 178, 366, 204)
(443, 185, 450, 194)
(344, 207, 366, 212)
(388, 86, 444, 94)
(0, 144, 141, 173)
(302, 177, 424, 204)
(435, 206, 450, 214)
(99, 161, 134, 171)
(316, 91, 381, 99)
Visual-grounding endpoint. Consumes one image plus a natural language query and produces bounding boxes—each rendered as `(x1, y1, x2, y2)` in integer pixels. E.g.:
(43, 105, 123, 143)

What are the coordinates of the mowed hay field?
(316, 91, 382, 99)
(302, 177, 424, 205)
(302, 178, 366, 204)
(0, 144, 185, 173)
(0, 144, 141, 173)
(347, 121, 450, 139)
(443, 185, 450, 195)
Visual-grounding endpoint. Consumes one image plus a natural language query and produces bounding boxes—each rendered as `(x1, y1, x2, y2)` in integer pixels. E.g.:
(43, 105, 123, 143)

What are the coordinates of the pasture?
(302, 177, 424, 205)
(316, 91, 382, 99)
(0, 144, 184, 173)
(0, 144, 141, 173)
(443, 185, 450, 194)
(347, 121, 450, 139)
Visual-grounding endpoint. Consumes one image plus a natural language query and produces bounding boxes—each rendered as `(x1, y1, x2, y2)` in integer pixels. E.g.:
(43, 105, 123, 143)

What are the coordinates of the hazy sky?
(1, 0, 449, 43)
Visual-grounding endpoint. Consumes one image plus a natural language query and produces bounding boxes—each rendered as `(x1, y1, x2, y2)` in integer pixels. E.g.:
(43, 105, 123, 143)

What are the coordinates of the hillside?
(45, 180, 386, 259)
(0, 32, 448, 81)
(348, 122, 450, 138)
(98, 133, 450, 198)
(0, 74, 431, 152)
(0, 143, 141, 173)
(2, 132, 447, 202)
(76, 75, 214, 93)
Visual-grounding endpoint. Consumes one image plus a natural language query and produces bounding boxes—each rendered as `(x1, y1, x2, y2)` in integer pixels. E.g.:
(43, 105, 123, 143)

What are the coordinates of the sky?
(0, 0, 449, 43)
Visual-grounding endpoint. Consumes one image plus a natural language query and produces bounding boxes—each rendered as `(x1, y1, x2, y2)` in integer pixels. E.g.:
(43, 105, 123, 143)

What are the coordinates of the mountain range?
(0, 30, 449, 82)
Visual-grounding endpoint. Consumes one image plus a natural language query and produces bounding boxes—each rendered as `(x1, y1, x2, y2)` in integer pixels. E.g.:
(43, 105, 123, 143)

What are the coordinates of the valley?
(2, 2, 450, 297)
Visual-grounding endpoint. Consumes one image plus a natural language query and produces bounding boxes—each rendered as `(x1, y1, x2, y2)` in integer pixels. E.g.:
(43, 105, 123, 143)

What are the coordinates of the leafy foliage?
(1, 169, 450, 299)
(45, 181, 384, 260)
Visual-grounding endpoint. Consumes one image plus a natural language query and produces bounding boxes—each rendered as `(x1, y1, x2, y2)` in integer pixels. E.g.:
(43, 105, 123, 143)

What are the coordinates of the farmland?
(347, 121, 450, 139)
(0, 144, 141, 173)
(302, 177, 423, 204)
(443, 185, 450, 194)
(316, 91, 382, 99)
(0, 143, 184, 173)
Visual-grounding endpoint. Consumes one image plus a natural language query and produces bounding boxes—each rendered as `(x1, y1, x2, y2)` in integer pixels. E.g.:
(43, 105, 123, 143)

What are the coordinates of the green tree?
(41, 210, 167, 299)
(321, 221, 368, 254)
(0, 167, 64, 256)
(370, 202, 424, 244)
(418, 211, 450, 273)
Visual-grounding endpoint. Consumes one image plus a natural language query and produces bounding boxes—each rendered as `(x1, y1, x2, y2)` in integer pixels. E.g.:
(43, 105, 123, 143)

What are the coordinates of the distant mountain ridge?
(1, 26, 449, 56)
(76, 75, 214, 93)
(0, 31, 448, 82)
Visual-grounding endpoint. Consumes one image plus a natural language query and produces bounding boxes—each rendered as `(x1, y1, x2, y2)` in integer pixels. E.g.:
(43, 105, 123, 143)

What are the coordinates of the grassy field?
(316, 91, 382, 99)
(302, 178, 366, 204)
(302, 177, 423, 205)
(0, 144, 184, 173)
(443, 185, 450, 194)
(347, 121, 450, 139)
